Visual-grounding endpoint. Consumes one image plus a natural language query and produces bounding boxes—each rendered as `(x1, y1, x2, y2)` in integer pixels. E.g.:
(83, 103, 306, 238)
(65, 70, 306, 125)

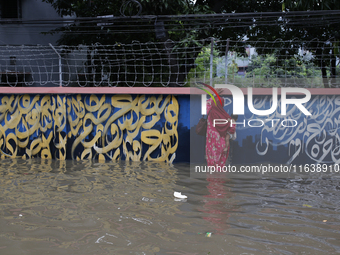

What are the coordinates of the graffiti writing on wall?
(0, 94, 178, 163)
(224, 95, 340, 164)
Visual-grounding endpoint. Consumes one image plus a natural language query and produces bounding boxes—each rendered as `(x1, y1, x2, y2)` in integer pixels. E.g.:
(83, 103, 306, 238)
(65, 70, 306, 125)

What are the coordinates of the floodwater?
(0, 159, 340, 255)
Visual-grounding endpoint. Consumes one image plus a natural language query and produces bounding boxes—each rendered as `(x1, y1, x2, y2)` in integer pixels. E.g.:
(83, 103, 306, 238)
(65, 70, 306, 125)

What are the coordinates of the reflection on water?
(0, 159, 340, 254)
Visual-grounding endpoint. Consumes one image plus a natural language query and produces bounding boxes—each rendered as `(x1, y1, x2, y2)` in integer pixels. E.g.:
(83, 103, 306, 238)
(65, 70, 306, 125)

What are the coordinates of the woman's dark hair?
(231, 114, 238, 121)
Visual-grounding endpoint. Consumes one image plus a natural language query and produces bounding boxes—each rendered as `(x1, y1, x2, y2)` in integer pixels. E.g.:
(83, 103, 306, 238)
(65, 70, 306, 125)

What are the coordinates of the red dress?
(206, 97, 235, 167)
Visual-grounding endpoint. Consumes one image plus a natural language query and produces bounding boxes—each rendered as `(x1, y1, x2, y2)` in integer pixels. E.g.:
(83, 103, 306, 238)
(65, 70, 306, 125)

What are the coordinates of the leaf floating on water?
(303, 204, 312, 207)
(323, 220, 327, 222)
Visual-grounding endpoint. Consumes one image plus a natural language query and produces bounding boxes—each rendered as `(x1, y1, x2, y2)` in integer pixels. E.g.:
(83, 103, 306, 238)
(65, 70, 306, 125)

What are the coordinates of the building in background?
(0, 0, 60, 45)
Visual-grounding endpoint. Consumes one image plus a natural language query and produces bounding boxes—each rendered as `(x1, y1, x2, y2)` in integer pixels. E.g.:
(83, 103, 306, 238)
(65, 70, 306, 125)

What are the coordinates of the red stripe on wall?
(1, 87, 340, 95)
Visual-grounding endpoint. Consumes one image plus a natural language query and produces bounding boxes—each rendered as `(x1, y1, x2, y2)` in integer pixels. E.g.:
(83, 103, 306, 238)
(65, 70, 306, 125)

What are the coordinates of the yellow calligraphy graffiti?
(0, 94, 178, 163)
(0, 95, 66, 160)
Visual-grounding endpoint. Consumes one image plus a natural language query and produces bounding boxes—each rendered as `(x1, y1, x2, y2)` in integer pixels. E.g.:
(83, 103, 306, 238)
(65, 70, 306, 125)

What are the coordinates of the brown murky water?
(0, 159, 340, 255)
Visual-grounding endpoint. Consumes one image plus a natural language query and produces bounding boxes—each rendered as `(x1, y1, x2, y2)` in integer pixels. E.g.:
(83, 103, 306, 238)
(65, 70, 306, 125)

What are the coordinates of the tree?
(42, 0, 340, 87)
(186, 44, 220, 83)
(275, 0, 340, 87)
(42, 0, 217, 86)
(42, 0, 212, 45)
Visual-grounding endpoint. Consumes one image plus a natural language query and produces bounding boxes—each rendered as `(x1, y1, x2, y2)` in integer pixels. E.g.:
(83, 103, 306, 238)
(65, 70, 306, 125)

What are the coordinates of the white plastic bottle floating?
(174, 191, 187, 199)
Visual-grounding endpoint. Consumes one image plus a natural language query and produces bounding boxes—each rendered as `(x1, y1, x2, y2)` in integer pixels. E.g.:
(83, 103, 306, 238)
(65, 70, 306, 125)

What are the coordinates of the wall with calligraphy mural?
(0, 94, 190, 163)
(191, 94, 340, 165)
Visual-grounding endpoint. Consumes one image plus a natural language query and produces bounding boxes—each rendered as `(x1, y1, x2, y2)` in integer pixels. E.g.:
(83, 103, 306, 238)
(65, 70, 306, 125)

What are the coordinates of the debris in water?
(303, 204, 312, 207)
(173, 192, 187, 199)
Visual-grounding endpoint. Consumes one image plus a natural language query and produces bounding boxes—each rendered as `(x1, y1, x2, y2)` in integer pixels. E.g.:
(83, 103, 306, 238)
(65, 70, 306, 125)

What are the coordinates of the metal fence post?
(225, 38, 230, 84)
(210, 37, 214, 88)
(49, 43, 63, 87)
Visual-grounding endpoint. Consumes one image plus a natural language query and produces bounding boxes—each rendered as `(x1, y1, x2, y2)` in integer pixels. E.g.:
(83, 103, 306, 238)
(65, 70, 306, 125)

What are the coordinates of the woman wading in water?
(206, 88, 236, 167)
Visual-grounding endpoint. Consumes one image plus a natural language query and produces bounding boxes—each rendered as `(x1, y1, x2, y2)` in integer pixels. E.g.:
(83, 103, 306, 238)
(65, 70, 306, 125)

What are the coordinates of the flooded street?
(0, 159, 340, 254)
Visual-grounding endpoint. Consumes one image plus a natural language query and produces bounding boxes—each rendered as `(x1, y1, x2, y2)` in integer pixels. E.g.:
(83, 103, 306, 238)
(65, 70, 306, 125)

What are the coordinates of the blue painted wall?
(1, 93, 339, 164)
(190, 94, 340, 165)
(0, 94, 189, 163)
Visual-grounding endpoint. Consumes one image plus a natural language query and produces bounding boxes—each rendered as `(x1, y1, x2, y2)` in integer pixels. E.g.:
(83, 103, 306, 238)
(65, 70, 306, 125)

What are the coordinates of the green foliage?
(186, 44, 219, 81)
(42, 0, 339, 87)
(188, 50, 325, 88)
(41, 0, 215, 45)
(246, 54, 322, 79)
(284, 0, 340, 11)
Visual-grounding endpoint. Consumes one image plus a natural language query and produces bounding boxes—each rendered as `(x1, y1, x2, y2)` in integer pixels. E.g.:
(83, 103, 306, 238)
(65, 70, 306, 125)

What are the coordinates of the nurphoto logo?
(201, 84, 311, 116)
(199, 84, 312, 128)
